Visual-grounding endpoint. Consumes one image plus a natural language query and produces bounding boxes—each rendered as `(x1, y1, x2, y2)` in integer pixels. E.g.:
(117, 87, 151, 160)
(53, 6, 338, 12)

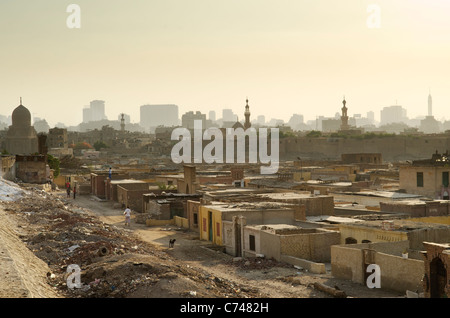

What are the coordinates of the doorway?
(208, 211, 213, 242)
(430, 257, 447, 298)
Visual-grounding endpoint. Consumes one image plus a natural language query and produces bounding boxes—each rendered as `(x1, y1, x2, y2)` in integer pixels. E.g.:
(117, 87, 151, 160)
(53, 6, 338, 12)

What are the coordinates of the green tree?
(93, 141, 108, 151)
(306, 130, 322, 137)
(47, 154, 60, 178)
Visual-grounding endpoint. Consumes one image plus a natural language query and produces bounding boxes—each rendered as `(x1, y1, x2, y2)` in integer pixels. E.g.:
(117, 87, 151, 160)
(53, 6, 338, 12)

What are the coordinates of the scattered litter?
(68, 245, 80, 253)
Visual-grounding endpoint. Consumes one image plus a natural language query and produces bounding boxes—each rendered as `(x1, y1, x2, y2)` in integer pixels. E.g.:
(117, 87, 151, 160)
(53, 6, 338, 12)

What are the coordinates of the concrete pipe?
(97, 246, 109, 257)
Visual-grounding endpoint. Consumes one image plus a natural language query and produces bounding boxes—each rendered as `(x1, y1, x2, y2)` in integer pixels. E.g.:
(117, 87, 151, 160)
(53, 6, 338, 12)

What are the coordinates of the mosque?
(4, 98, 39, 155)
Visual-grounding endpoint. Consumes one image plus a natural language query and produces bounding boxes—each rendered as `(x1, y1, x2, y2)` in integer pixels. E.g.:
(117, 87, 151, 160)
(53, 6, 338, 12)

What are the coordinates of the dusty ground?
(0, 185, 405, 299)
(65, 193, 405, 299)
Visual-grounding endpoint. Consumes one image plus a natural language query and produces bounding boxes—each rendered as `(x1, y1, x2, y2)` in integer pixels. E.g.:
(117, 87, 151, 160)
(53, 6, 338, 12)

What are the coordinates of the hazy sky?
(2, 0, 450, 127)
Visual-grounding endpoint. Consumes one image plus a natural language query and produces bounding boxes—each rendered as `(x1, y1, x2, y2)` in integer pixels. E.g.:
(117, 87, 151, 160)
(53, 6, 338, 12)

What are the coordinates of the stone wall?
(279, 135, 450, 161)
(331, 242, 425, 293)
(407, 227, 450, 250)
(15, 155, 47, 184)
(279, 229, 340, 262)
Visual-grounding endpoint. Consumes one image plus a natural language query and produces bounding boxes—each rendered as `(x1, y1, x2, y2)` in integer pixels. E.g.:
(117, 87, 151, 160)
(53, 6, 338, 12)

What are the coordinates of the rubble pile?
(1, 185, 261, 298)
(227, 256, 293, 271)
(59, 155, 86, 170)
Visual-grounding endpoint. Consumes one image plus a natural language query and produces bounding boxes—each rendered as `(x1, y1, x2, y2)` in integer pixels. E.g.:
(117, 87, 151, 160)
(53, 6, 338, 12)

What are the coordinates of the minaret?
(244, 98, 251, 129)
(120, 113, 125, 132)
(428, 90, 433, 117)
(340, 96, 349, 130)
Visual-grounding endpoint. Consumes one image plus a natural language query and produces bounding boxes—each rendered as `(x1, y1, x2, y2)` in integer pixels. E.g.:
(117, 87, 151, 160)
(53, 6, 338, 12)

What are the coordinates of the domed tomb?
(4, 99, 39, 155)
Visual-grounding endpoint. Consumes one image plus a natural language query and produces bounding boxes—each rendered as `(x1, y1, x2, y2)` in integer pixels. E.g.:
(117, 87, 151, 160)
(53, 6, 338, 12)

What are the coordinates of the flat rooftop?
(109, 179, 146, 184)
(201, 201, 293, 212)
(307, 215, 364, 224)
(256, 192, 330, 200)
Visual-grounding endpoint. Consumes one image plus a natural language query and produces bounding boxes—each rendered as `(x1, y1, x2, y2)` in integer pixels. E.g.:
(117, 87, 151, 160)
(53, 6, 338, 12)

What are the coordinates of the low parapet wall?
(280, 255, 326, 274)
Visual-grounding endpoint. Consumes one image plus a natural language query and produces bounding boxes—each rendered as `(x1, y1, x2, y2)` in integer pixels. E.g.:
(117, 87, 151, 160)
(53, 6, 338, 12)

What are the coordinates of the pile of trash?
(1, 187, 176, 297)
(1, 183, 261, 298)
(227, 256, 293, 271)
(0, 177, 26, 202)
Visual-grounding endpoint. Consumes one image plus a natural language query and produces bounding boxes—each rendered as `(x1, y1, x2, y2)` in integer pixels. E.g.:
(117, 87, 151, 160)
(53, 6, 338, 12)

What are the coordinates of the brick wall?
(279, 229, 340, 262)
(422, 242, 450, 298)
(380, 201, 450, 218)
(16, 158, 47, 184)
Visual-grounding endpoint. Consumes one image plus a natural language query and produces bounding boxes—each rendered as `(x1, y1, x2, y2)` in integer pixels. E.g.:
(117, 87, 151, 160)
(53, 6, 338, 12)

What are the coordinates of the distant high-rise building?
(367, 111, 375, 123)
(288, 114, 305, 131)
(83, 100, 107, 123)
(140, 104, 179, 131)
(181, 111, 206, 129)
(90, 100, 107, 121)
(82, 107, 92, 123)
(222, 109, 235, 122)
(380, 105, 408, 125)
(257, 115, 265, 126)
(209, 110, 216, 122)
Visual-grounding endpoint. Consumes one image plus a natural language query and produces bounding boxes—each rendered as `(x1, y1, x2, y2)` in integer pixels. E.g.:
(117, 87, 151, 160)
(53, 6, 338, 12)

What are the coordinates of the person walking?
(123, 206, 131, 227)
(66, 184, 71, 198)
(73, 185, 77, 199)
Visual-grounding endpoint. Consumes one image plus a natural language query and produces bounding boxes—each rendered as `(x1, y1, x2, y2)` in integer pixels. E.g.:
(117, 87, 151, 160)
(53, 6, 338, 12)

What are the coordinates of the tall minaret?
(428, 90, 433, 117)
(244, 98, 251, 129)
(120, 113, 125, 132)
(340, 96, 349, 130)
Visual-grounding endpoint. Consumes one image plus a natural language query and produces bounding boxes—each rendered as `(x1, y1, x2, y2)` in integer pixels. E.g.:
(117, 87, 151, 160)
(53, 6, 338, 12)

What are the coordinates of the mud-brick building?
(143, 192, 202, 220)
(198, 202, 304, 246)
(238, 224, 340, 263)
(15, 155, 48, 184)
(399, 151, 450, 199)
(341, 153, 383, 165)
(90, 171, 129, 199)
(421, 242, 450, 298)
(380, 200, 450, 218)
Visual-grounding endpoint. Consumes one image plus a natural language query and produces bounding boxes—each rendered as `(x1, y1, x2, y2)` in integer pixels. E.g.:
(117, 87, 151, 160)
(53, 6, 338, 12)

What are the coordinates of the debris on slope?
(0, 178, 26, 202)
(0, 182, 260, 298)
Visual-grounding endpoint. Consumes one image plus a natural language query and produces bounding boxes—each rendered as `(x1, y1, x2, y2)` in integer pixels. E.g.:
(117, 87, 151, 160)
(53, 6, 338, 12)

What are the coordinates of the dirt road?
(68, 193, 405, 298)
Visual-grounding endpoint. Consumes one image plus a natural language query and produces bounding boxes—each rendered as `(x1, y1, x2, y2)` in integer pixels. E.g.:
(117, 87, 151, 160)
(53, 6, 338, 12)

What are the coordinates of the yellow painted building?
(198, 202, 299, 246)
(409, 216, 450, 225)
(338, 223, 408, 244)
(198, 205, 225, 245)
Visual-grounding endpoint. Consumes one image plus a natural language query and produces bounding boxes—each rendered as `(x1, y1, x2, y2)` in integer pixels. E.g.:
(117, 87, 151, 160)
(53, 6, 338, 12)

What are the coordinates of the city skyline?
(2, 1, 450, 126)
(0, 93, 447, 130)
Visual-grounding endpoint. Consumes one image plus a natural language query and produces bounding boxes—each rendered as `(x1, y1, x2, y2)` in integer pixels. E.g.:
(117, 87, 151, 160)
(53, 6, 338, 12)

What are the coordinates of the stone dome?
(12, 104, 31, 127)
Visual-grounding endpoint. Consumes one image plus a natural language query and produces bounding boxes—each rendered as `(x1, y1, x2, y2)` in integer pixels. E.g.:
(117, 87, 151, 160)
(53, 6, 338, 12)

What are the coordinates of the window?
(216, 222, 220, 237)
(443, 172, 449, 188)
(345, 237, 357, 244)
(417, 172, 424, 187)
(193, 213, 198, 225)
(249, 235, 256, 251)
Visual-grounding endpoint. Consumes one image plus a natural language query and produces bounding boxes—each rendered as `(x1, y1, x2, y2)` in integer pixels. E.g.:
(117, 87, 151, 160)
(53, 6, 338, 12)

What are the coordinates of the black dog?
(169, 239, 176, 248)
